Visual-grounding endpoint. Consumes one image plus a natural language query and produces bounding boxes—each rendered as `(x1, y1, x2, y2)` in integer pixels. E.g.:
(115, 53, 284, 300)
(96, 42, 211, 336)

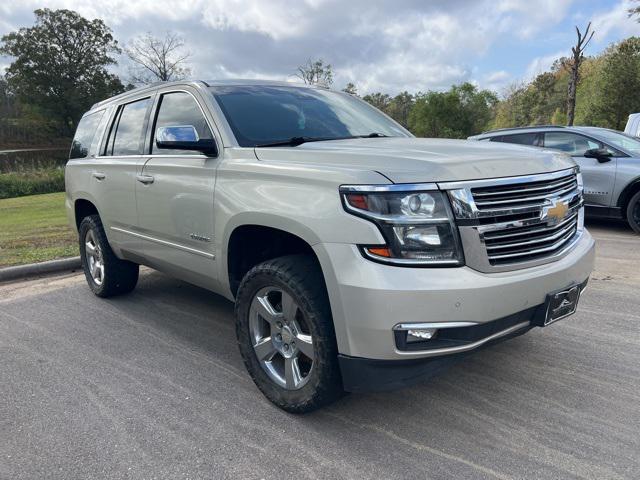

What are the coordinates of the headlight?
(340, 185, 464, 266)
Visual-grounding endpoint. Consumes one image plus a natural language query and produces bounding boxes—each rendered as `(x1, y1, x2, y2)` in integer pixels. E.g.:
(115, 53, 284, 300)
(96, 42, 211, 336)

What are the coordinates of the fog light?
(406, 328, 437, 342)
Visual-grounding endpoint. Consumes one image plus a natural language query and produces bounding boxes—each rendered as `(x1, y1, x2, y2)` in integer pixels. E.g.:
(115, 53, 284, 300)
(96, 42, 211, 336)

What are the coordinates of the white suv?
(65, 80, 595, 412)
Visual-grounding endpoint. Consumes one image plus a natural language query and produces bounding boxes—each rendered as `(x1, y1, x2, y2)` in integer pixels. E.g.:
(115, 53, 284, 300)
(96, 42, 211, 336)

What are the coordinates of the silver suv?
(66, 80, 595, 412)
(470, 126, 640, 232)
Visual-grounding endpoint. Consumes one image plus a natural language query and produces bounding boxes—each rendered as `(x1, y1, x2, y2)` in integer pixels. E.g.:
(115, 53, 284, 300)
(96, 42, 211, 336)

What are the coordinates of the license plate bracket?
(544, 284, 582, 325)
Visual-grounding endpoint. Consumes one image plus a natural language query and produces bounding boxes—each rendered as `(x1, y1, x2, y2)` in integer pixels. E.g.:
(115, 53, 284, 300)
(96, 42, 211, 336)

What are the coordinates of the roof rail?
(90, 81, 163, 110)
(89, 80, 209, 110)
(480, 125, 565, 135)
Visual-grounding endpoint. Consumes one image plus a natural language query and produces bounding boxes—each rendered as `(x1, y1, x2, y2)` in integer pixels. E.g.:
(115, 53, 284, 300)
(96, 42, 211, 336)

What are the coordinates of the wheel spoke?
(97, 263, 104, 281)
(295, 333, 314, 359)
(253, 337, 276, 361)
(254, 295, 281, 324)
(90, 262, 99, 277)
(281, 291, 297, 322)
(285, 356, 302, 389)
(85, 242, 96, 256)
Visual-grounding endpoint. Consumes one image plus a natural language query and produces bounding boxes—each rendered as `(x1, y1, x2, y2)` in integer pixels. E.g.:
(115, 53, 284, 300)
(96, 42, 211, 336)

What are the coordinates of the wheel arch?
(224, 217, 323, 298)
(74, 197, 101, 231)
(617, 176, 640, 212)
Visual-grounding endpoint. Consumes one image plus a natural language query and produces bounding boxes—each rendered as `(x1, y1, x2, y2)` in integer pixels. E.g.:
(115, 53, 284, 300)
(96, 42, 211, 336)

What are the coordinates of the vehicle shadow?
(108, 269, 554, 415)
(585, 216, 633, 235)
(60, 268, 634, 477)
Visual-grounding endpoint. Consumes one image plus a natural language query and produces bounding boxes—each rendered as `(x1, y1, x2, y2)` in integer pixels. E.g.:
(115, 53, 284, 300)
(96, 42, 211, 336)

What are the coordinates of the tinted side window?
(69, 110, 105, 159)
(543, 132, 600, 156)
(495, 133, 540, 146)
(106, 98, 151, 156)
(151, 92, 213, 155)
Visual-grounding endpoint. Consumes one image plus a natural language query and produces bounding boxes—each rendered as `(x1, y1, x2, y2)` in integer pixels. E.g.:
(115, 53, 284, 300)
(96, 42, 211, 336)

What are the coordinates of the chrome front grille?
(472, 174, 578, 212)
(482, 209, 579, 265)
(441, 168, 584, 273)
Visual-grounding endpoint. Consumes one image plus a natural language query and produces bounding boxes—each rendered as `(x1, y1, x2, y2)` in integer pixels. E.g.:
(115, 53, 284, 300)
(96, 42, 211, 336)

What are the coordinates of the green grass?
(0, 192, 78, 267)
(0, 168, 66, 199)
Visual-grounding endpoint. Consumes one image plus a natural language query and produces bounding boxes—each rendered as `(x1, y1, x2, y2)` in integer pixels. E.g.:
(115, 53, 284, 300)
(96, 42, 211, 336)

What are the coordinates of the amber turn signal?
(366, 247, 392, 257)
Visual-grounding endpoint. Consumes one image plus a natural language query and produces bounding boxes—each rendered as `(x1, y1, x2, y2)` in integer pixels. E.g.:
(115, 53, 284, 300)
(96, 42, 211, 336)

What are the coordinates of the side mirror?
(156, 125, 217, 156)
(584, 148, 612, 163)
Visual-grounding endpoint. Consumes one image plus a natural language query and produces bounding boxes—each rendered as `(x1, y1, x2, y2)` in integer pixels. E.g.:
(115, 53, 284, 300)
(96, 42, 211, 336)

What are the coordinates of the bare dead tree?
(125, 32, 191, 84)
(295, 59, 333, 87)
(564, 23, 594, 126)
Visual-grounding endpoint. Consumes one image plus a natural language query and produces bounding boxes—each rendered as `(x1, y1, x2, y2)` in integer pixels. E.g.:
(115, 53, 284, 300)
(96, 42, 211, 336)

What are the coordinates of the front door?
(543, 131, 617, 207)
(134, 90, 218, 287)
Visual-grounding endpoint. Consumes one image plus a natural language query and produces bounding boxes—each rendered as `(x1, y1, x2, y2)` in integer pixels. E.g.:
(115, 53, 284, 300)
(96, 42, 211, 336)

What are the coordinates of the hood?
(254, 137, 575, 183)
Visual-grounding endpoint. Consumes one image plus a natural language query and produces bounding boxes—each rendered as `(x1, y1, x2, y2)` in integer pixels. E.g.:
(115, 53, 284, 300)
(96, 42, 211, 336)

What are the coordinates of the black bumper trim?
(339, 310, 541, 393)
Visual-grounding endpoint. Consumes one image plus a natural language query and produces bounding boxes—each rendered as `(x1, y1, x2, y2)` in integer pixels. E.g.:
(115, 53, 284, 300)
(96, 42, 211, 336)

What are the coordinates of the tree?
(563, 23, 594, 126)
(387, 92, 415, 128)
(0, 8, 125, 135)
(295, 59, 333, 87)
(629, 1, 640, 19)
(342, 82, 357, 95)
(408, 83, 496, 138)
(125, 32, 191, 84)
(362, 92, 391, 112)
(591, 38, 640, 129)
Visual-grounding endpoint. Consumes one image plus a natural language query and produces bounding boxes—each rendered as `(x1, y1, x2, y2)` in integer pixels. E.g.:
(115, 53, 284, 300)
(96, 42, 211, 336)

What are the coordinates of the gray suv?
(66, 81, 594, 412)
(470, 126, 640, 232)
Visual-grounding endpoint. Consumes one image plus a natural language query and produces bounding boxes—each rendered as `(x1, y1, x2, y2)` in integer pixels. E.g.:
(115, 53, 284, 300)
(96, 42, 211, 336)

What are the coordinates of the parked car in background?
(625, 113, 640, 137)
(470, 126, 640, 232)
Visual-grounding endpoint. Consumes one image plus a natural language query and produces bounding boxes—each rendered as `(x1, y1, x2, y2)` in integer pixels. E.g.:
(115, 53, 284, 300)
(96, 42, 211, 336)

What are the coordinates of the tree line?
(2, 8, 640, 148)
(0, 9, 192, 145)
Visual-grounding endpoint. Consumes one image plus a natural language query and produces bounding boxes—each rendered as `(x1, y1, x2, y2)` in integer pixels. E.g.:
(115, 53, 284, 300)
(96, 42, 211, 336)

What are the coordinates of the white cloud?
(590, 0, 640, 43)
(2, 0, 638, 94)
(525, 50, 567, 79)
(496, 0, 574, 39)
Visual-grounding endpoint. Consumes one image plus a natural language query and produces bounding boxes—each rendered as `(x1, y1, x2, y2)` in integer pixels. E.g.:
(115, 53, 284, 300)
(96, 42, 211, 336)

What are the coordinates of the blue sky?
(1, 0, 640, 95)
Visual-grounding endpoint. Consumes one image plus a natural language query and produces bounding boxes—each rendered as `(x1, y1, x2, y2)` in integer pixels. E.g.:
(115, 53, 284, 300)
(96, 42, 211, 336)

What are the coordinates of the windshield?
(587, 128, 640, 156)
(210, 85, 410, 147)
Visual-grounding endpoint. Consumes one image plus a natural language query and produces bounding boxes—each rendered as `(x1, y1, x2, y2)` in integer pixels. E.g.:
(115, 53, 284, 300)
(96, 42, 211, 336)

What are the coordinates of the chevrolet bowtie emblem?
(542, 199, 569, 223)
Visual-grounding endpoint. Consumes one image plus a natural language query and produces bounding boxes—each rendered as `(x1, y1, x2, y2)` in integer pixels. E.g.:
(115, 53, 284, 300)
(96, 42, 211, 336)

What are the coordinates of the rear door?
(542, 131, 617, 207)
(93, 96, 153, 252)
(134, 88, 219, 286)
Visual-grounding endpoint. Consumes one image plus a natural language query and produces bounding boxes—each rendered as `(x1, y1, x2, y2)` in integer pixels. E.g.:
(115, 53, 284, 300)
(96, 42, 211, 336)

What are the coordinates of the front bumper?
(338, 312, 535, 392)
(313, 228, 595, 364)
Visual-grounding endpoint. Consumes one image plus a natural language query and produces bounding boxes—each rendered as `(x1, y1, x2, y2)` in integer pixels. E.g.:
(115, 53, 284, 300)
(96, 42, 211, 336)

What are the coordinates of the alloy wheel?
(249, 287, 314, 390)
(84, 229, 104, 286)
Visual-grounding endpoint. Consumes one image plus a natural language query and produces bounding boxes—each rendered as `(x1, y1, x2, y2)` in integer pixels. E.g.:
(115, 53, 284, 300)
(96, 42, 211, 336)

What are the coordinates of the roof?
(475, 125, 616, 137)
(479, 125, 565, 135)
(90, 78, 321, 111)
(204, 78, 319, 88)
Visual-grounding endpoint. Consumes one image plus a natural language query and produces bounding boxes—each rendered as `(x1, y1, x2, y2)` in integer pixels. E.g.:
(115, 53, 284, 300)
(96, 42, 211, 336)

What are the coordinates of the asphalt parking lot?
(1, 219, 639, 480)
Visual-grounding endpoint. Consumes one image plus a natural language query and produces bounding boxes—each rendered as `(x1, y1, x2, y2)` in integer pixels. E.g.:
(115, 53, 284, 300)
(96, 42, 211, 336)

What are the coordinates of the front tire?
(626, 190, 640, 233)
(235, 254, 343, 413)
(79, 215, 139, 297)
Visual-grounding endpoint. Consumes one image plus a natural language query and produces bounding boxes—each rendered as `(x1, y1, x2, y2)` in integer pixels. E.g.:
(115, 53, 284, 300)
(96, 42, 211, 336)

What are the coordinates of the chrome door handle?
(136, 174, 155, 185)
(92, 172, 106, 180)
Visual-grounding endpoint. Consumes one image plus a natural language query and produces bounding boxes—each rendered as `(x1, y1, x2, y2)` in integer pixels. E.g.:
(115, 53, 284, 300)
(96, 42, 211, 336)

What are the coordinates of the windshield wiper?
(255, 133, 390, 148)
(255, 136, 338, 148)
(357, 132, 388, 138)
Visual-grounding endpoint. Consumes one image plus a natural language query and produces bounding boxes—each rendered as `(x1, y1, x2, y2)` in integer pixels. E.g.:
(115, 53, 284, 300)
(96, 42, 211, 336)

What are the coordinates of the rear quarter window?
(492, 133, 540, 146)
(69, 110, 106, 159)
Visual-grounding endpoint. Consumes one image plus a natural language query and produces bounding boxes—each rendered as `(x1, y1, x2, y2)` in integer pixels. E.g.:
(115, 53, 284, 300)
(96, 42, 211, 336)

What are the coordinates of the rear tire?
(79, 215, 139, 297)
(626, 190, 640, 233)
(235, 254, 344, 413)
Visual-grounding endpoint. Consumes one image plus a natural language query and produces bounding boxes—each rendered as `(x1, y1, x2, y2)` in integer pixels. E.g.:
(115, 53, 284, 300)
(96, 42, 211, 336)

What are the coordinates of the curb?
(0, 257, 82, 283)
